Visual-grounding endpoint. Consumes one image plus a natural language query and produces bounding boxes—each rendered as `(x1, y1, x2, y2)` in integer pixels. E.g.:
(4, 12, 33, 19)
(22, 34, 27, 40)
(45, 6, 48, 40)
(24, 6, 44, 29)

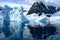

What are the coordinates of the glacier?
(0, 0, 60, 40)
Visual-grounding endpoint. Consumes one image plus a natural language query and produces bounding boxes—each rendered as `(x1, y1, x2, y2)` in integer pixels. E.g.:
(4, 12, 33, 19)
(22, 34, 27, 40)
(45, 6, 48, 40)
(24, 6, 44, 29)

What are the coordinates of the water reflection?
(0, 20, 33, 40)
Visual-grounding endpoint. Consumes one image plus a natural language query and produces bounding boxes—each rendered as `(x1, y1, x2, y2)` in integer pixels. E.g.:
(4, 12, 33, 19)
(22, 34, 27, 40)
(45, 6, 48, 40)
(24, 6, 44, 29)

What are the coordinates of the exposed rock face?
(27, 1, 60, 17)
(27, 2, 40, 15)
(27, 2, 58, 39)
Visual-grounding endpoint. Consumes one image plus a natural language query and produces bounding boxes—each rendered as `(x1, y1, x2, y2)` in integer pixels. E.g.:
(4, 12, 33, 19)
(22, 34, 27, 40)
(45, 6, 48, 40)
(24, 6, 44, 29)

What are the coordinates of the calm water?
(0, 21, 33, 40)
(0, 21, 60, 40)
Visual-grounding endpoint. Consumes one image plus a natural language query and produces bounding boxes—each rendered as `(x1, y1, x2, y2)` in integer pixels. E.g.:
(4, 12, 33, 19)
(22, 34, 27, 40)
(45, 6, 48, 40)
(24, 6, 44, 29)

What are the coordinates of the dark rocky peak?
(27, 1, 48, 16)
(47, 6, 56, 14)
(27, 1, 60, 17)
(27, 2, 40, 15)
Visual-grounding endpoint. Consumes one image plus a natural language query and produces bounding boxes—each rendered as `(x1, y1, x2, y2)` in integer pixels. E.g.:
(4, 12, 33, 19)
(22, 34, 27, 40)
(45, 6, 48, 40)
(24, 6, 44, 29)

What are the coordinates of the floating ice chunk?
(26, 13, 49, 27)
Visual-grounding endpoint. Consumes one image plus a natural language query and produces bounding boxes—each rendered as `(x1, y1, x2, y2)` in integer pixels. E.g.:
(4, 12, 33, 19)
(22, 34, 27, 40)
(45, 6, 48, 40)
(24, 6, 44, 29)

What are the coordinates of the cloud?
(25, 0, 45, 4)
(0, 0, 42, 4)
(1, 0, 60, 5)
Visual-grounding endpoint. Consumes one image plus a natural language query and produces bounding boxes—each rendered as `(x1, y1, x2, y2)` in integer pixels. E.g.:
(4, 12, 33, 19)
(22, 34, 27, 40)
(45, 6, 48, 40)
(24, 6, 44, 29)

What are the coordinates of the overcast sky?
(0, 0, 60, 5)
(0, 0, 44, 4)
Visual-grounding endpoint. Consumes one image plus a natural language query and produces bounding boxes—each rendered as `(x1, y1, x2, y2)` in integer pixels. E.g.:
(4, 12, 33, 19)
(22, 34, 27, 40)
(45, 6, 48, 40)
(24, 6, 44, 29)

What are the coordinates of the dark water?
(0, 21, 60, 40)
(0, 21, 33, 40)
